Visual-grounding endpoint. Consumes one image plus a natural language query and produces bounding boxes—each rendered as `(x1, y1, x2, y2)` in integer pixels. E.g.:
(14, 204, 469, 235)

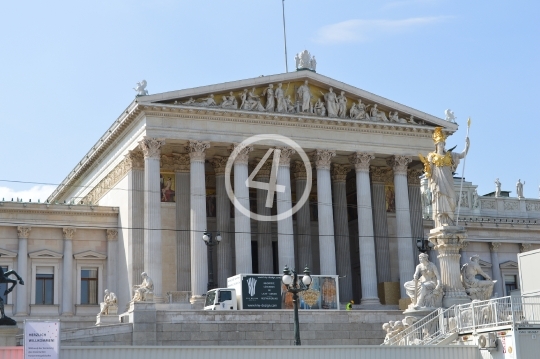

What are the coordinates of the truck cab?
(204, 288, 237, 310)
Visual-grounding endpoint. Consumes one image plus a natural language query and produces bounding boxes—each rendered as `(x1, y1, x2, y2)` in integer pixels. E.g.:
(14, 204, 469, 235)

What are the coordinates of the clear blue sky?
(1, 0, 539, 200)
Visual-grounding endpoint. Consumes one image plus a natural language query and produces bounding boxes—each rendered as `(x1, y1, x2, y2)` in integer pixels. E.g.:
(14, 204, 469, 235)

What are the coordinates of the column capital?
(331, 164, 350, 182)
(185, 140, 210, 162)
(291, 161, 307, 180)
(349, 152, 374, 172)
(139, 137, 165, 159)
(407, 169, 423, 186)
(231, 143, 254, 165)
(209, 156, 228, 176)
(106, 229, 118, 241)
(461, 240, 470, 251)
(253, 158, 273, 179)
(172, 153, 190, 172)
(276, 147, 295, 167)
(17, 226, 32, 239)
(490, 242, 502, 252)
(63, 227, 76, 240)
(124, 150, 144, 170)
(521, 243, 532, 253)
(312, 149, 336, 170)
(370, 166, 392, 184)
(386, 155, 412, 175)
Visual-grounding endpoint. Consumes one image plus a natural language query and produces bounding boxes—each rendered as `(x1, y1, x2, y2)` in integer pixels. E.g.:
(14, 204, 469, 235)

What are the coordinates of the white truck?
(204, 288, 237, 310)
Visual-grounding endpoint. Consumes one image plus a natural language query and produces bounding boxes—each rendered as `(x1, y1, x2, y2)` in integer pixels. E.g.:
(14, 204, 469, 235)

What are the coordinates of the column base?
(61, 312, 73, 316)
(360, 297, 381, 305)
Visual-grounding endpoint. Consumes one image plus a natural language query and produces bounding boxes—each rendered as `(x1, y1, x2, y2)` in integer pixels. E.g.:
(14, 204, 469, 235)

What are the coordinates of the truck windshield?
(218, 290, 232, 302)
(205, 290, 216, 307)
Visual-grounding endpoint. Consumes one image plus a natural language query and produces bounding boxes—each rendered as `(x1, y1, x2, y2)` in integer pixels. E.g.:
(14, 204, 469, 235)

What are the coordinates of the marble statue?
(461, 255, 496, 301)
(349, 100, 370, 120)
(296, 50, 316, 70)
(310, 56, 317, 71)
(320, 87, 338, 117)
(409, 115, 418, 124)
(404, 253, 443, 310)
(99, 289, 118, 315)
(182, 97, 196, 105)
(132, 272, 154, 302)
(134, 80, 148, 96)
(221, 92, 238, 109)
(421, 186, 433, 219)
(247, 88, 265, 111)
(197, 94, 217, 107)
(445, 109, 457, 123)
(275, 83, 286, 113)
(389, 111, 407, 124)
(370, 104, 389, 122)
(472, 188, 479, 209)
(313, 98, 326, 116)
(294, 54, 300, 69)
(516, 179, 525, 199)
(0, 258, 24, 325)
(240, 89, 249, 110)
(419, 127, 470, 228)
(297, 80, 312, 113)
(382, 317, 418, 344)
(262, 84, 275, 112)
(495, 178, 501, 198)
(284, 95, 296, 113)
(336, 91, 347, 118)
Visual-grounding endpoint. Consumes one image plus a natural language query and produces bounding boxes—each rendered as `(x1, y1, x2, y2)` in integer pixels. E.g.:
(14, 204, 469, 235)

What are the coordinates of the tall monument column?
(292, 161, 312, 272)
(172, 153, 191, 291)
(232, 144, 254, 274)
(186, 140, 210, 303)
(314, 149, 337, 275)
(331, 163, 353, 302)
(254, 159, 274, 274)
(16, 226, 31, 315)
(490, 242, 503, 297)
(140, 137, 166, 303)
(350, 152, 380, 304)
(276, 147, 296, 272)
(62, 227, 75, 315)
(386, 156, 415, 300)
(210, 156, 233, 286)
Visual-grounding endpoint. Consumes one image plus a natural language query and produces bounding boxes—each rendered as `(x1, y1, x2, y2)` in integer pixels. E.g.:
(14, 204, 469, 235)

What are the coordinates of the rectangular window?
(36, 267, 54, 305)
(0, 266, 8, 304)
(504, 274, 518, 295)
(81, 268, 98, 305)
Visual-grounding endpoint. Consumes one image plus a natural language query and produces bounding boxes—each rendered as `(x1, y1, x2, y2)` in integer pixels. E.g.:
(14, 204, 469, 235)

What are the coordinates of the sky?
(0, 0, 539, 201)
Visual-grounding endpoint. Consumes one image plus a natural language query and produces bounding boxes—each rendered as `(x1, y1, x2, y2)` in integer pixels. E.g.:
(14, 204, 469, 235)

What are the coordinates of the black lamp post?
(202, 230, 221, 291)
(281, 265, 312, 346)
(416, 237, 434, 253)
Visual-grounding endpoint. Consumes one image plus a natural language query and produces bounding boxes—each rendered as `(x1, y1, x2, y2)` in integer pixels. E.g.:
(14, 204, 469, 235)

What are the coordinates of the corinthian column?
(232, 144, 254, 274)
(62, 227, 76, 315)
(16, 226, 31, 315)
(408, 169, 424, 262)
(370, 167, 391, 283)
(350, 152, 380, 304)
(276, 147, 296, 272)
(172, 153, 191, 291)
(185, 140, 210, 302)
(331, 164, 353, 302)
(106, 229, 118, 294)
(314, 149, 337, 275)
(140, 137, 165, 303)
(210, 156, 233, 286)
(387, 156, 415, 299)
(490, 242, 503, 297)
(255, 159, 274, 274)
(292, 161, 312, 272)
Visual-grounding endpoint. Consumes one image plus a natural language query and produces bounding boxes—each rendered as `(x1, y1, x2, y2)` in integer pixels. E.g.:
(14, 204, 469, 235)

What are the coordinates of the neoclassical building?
(1, 66, 539, 322)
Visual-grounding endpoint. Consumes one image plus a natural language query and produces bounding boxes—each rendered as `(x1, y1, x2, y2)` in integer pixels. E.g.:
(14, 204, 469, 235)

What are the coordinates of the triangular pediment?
(73, 250, 107, 260)
(0, 248, 17, 258)
(500, 261, 519, 269)
(140, 71, 456, 130)
(29, 249, 63, 259)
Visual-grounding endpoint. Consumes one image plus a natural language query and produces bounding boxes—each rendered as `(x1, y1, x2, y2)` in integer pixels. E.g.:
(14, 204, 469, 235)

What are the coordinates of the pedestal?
(429, 225, 471, 307)
(128, 302, 156, 345)
(0, 326, 18, 346)
(96, 314, 120, 326)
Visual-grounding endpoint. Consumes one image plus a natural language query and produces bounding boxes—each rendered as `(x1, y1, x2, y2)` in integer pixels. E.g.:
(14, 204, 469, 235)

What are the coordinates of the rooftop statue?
(419, 127, 470, 228)
(445, 109, 457, 123)
(295, 50, 317, 72)
(516, 179, 525, 199)
(134, 80, 149, 97)
(495, 178, 501, 198)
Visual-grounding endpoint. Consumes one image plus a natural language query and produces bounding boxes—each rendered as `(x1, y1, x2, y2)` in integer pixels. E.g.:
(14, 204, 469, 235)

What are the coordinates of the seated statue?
(99, 289, 118, 315)
(313, 98, 326, 116)
(404, 253, 443, 310)
(132, 272, 154, 302)
(461, 255, 496, 300)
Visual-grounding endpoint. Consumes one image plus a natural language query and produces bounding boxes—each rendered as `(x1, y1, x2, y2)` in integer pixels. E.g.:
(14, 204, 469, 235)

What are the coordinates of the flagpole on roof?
(282, 0, 289, 73)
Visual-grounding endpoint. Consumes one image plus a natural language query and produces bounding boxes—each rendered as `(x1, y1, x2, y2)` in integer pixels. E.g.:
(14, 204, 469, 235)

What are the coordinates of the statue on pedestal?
(99, 289, 118, 315)
(404, 253, 443, 310)
(516, 179, 525, 199)
(461, 255, 496, 300)
(495, 178, 501, 198)
(132, 272, 154, 302)
(0, 256, 24, 325)
(419, 127, 470, 228)
(133, 80, 149, 97)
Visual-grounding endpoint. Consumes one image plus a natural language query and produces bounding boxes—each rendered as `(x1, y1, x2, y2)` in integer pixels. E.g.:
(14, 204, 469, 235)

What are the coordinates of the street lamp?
(282, 264, 312, 346)
(416, 237, 434, 253)
(202, 230, 222, 291)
